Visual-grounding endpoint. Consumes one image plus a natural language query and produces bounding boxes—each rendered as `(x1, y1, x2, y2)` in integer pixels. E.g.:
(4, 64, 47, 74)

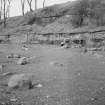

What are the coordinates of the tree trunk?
(22, 4, 25, 16)
(0, 0, 2, 19)
(21, 0, 25, 16)
(6, 0, 12, 18)
(0, 0, 2, 18)
(29, 3, 33, 12)
(3, 0, 6, 27)
(43, 0, 45, 8)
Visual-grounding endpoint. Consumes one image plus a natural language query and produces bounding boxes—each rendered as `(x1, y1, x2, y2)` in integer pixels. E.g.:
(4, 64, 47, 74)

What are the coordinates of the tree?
(6, 0, 12, 17)
(88, 0, 105, 26)
(71, 0, 89, 27)
(27, 0, 33, 12)
(43, 0, 45, 8)
(0, 0, 3, 19)
(21, 0, 25, 16)
(0, 0, 12, 27)
(3, 0, 7, 27)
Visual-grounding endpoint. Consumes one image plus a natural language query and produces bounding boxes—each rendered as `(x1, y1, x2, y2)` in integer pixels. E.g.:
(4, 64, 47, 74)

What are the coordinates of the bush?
(71, 0, 89, 27)
(71, 0, 105, 27)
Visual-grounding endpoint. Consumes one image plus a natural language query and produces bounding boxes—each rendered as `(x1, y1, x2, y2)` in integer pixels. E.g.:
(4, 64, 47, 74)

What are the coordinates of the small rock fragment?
(10, 98, 17, 102)
(22, 45, 28, 51)
(13, 54, 21, 58)
(50, 61, 64, 67)
(35, 84, 43, 88)
(46, 95, 50, 98)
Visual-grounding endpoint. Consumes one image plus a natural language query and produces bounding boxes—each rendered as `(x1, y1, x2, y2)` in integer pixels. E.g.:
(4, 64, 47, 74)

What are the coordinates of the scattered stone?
(1, 102, 5, 105)
(83, 48, 87, 53)
(35, 84, 43, 88)
(13, 54, 21, 58)
(0, 64, 6, 73)
(101, 61, 105, 64)
(6, 53, 14, 58)
(94, 53, 103, 58)
(22, 45, 28, 51)
(60, 42, 65, 46)
(91, 97, 95, 101)
(46, 95, 50, 98)
(102, 47, 105, 51)
(61, 44, 69, 49)
(17, 57, 28, 65)
(100, 87, 104, 90)
(10, 98, 17, 102)
(7, 53, 21, 58)
(50, 61, 56, 65)
(50, 61, 64, 67)
(77, 72, 81, 76)
(28, 56, 36, 60)
(8, 73, 34, 89)
(54, 76, 57, 79)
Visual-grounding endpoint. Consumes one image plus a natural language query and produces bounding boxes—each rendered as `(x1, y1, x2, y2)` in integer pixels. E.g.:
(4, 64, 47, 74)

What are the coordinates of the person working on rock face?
(60, 38, 71, 48)
(61, 41, 65, 46)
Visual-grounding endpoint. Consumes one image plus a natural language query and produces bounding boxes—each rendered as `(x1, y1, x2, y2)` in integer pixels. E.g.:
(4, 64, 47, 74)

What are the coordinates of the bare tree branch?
(6, 0, 12, 17)
(27, 0, 33, 12)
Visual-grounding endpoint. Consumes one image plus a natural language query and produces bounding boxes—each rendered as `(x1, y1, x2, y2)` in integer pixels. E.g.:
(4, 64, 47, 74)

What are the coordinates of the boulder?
(17, 57, 28, 65)
(8, 73, 34, 89)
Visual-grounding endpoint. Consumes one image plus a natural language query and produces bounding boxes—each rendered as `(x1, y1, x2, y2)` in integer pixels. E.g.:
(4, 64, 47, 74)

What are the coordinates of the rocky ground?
(0, 43, 105, 105)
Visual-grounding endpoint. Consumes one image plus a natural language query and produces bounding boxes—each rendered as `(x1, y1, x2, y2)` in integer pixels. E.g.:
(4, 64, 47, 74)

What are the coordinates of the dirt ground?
(0, 43, 105, 105)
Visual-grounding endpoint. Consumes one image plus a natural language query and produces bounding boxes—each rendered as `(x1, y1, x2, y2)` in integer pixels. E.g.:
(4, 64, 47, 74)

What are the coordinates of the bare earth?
(0, 43, 105, 105)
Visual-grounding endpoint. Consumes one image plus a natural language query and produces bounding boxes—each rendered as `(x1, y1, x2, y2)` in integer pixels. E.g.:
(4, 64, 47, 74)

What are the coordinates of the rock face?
(8, 73, 34, 89)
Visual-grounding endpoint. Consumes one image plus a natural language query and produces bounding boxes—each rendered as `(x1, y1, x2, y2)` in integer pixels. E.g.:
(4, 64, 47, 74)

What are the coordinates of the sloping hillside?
(0, 0, 105, 36)
(0, 1, 75, 35)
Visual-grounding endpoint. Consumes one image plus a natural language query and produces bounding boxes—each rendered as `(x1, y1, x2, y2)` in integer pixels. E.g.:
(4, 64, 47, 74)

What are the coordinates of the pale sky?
(9, 0, 75, 17)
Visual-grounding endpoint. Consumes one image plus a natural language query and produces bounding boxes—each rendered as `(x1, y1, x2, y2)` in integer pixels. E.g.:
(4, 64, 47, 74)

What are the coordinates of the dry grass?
(0, 43, 105, 105)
